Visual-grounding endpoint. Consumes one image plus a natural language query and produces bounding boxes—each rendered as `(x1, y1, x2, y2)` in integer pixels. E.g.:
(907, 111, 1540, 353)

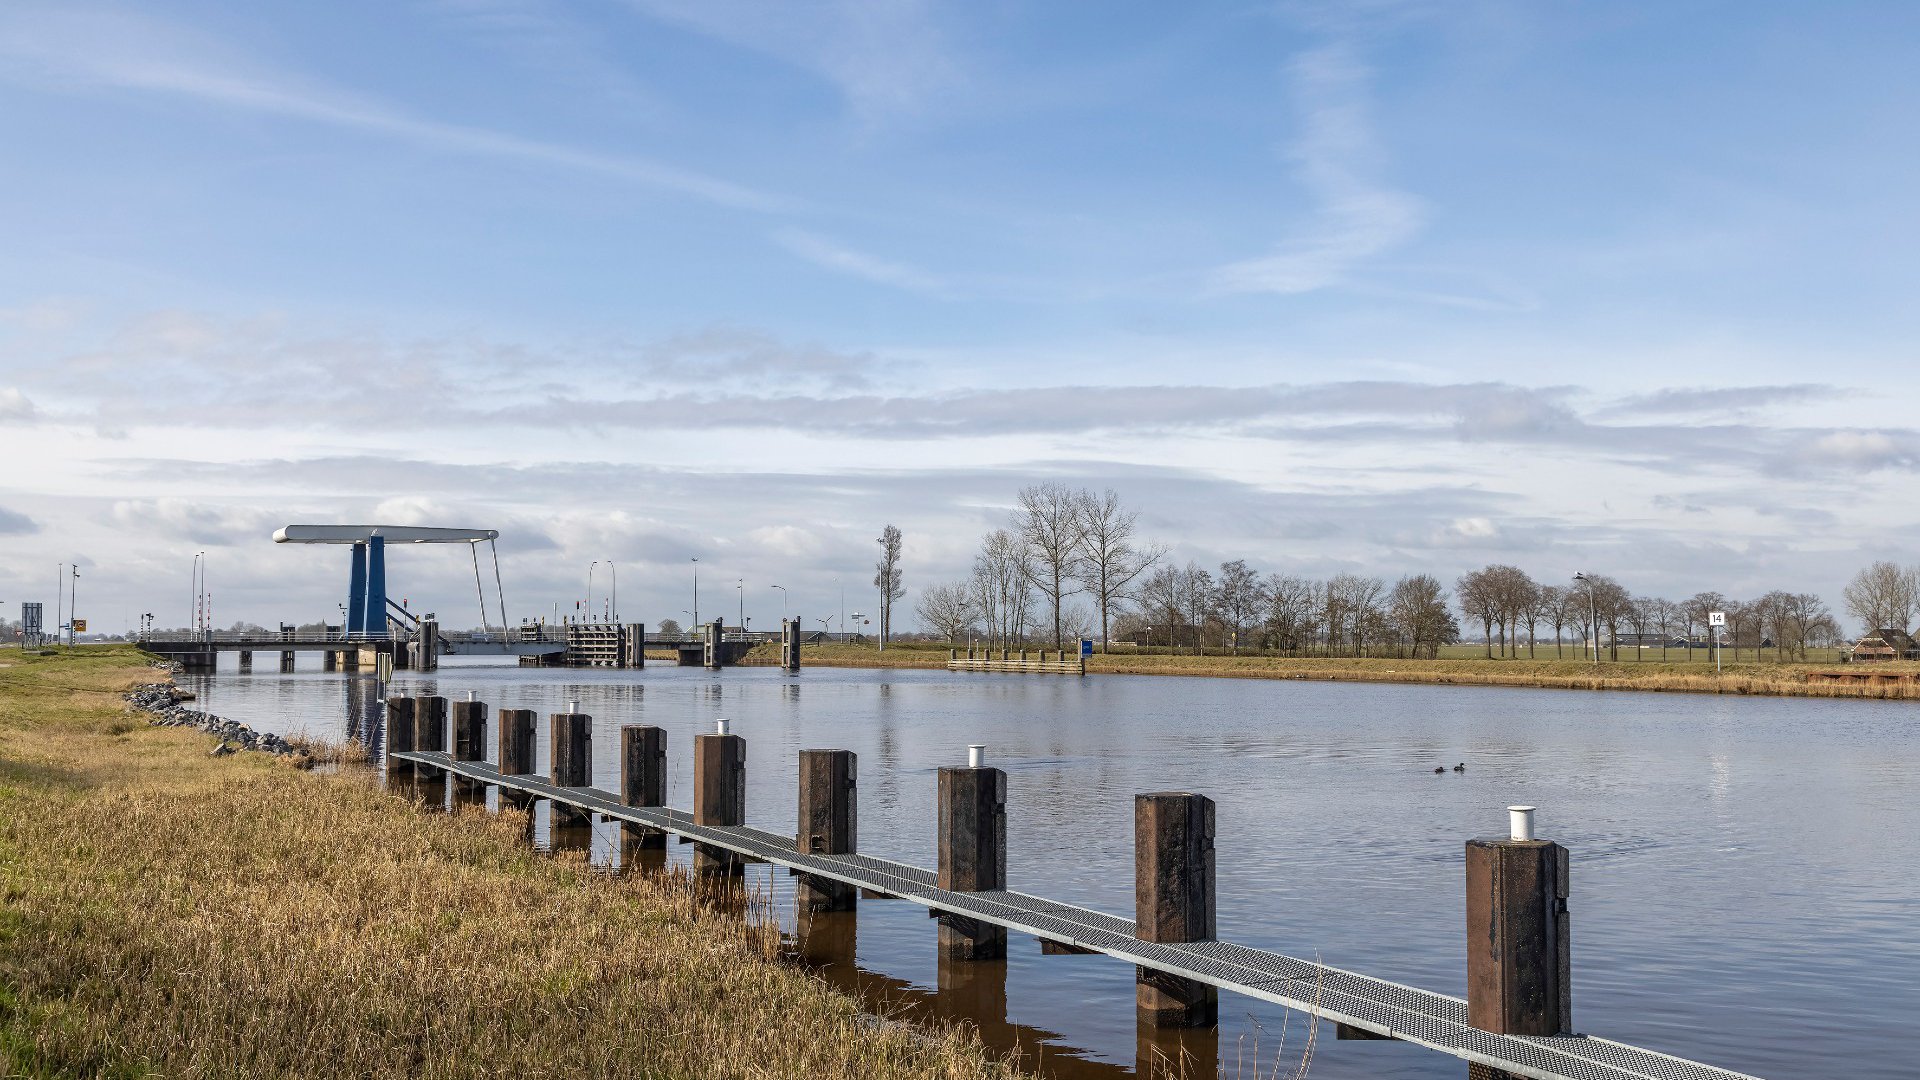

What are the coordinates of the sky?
(2, 0, 1918, 635)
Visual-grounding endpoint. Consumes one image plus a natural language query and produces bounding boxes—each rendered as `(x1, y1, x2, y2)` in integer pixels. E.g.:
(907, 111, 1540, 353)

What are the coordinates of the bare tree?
(1264, 574, 1317, 655)
(1014, 484, 1088, 648)
(1075, 489, 1165, 653)
(1585, 575, 1632, 661)
(1685, 591, 1727, 661)
(1650, 598, 1677, 661)
(874, 524, 905, 651)
(915, 582, 977, 644)
(1327, 574, 1385, 656)
(1213, 559, 1267, 654)
(1539, 585, 1570, 658)
(1456, 569, 1496, 658)
(1180, 563, 1216, 655)
(1624, 596, 1655, 662)
(1388, 574, 1457, 659)
(1138, 564, 1186, 651)
(1842, 561, 1919, 635)
(970, 529, 1033, 650)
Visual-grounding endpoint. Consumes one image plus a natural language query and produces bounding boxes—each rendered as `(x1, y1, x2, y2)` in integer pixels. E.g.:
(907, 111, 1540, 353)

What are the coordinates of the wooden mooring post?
(383, 696, 416, 774)
(936, 744, 1007, 959)
(620, 725, 667, 849)
(796, 749, 856, 910)
(1465, 806, 1571, 1080)
(693, 720, 745, 877)
(452, 695, 487, 763)
(413, 694, 447, 754)
(1134, 792, 1218, 1026)
(549, 703, 593, 826)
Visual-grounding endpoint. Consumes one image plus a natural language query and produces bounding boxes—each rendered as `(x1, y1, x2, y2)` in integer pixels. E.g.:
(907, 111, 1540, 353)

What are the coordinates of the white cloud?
(1213, 43, 1424, 294)
(0, 5, 783, 211)
(773, 228, 951, 296)
(0, 388, 37, 422)
(621, 0, 962, 124)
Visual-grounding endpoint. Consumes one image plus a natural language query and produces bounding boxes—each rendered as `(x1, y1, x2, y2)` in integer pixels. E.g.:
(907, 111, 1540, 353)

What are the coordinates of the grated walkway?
(393, 750, 1766, 1080)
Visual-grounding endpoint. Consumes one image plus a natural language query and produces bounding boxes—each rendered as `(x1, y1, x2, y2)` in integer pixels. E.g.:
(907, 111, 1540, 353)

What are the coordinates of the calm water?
(180, 657, 1919, 1080)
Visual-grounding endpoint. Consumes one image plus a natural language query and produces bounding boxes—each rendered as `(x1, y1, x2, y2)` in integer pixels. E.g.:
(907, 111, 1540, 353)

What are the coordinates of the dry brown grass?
(0, 646, 1018, 1080)
(791, 642, 1920, 700)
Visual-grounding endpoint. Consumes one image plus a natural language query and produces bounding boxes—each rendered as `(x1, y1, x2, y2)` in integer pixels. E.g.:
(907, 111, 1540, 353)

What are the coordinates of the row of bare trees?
(1121, 565, 1461, 658)
(1842, 561, 1920, 635)
(916, 485, 1165, 651)
(908, 487, 1860, 661)
(1455, 565, 1840, 661)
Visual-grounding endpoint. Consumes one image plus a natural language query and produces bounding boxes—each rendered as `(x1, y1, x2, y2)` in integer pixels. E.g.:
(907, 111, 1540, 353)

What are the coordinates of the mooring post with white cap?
(936, 743, 1007, 959)
(1465, 804, 1571, 1078)
(451, 696, 487, 763)
(550, 701, 591, 785)
(620, 725, 667, 850)
(693, 719, 746, 877)
(796, 748, 856, 910)
(1134, 791, 1217, 1027)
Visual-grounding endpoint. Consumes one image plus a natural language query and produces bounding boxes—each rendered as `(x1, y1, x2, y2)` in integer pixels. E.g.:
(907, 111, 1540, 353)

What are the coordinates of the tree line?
(907, 485, 1866, 661)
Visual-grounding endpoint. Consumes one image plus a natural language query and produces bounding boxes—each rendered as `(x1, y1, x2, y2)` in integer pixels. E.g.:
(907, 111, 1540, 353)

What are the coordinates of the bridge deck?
(393, 749, 1765, 1080)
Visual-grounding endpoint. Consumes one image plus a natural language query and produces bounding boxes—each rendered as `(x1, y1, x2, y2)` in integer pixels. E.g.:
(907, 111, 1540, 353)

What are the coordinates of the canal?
(180, 658, 1918, 1079)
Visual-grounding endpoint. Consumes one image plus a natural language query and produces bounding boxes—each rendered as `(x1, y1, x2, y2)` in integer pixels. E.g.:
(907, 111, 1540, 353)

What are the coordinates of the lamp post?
(691, 557, 699, 630)
(608, 561, 617, 623)
(586, 561, 598, 625)
(737, 579, 744, 635)
(69, 565, 79, 646)
(1573, 572, 1599, 666)
(770, 584, 787, 621)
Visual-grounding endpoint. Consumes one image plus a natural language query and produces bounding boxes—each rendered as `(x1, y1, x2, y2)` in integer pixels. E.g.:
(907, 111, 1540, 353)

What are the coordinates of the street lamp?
(770, 584, 787, 621)
(586, 561, 598, 625)
(607, 561, 617, 623)
(736, 579, 744, 635)
(1573, 572, 1599, 666)
(691, 558, 699, 629)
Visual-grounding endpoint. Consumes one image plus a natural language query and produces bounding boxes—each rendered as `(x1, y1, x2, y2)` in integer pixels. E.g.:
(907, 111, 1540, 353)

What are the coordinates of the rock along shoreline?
(125, 680, 303, 757)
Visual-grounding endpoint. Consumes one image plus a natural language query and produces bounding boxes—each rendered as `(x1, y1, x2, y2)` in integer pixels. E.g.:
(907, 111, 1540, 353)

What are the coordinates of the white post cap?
(716, 718, 731, 736)
(1508, 805, 1536, 842)
(567, 699, 578, 714)
(467, 690, 478, 702)
(968, 743, 986, 768)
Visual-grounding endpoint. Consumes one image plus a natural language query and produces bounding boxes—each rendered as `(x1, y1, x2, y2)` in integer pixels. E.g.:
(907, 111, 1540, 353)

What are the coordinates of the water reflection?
(179, 658, 1918, 1080)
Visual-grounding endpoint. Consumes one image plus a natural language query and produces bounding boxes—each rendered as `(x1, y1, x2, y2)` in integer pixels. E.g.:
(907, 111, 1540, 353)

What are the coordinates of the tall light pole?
(607, 561, 617, 623)
(586, 561, 598, 625)
(737, 578, 744, 634)
(68, 565, 79, 646)
(54, 562, 62, 647)
(770, 584, 787, 621)
(691, 557, 699, 629)
(1573, 572, 1599, 666)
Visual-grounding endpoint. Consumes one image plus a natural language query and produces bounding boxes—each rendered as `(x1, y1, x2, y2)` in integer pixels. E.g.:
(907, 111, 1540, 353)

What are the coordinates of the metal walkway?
(393, 750, 1765, 1080)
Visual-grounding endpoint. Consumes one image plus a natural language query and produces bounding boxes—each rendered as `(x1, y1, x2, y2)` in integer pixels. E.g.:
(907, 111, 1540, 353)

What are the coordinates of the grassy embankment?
(767, 641, 1920, 700)
(0, 645, 1012, 1080)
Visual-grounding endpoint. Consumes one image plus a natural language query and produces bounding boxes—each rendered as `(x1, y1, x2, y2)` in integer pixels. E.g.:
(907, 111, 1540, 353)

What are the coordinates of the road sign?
(1707, 611, 1725, 627)
(1080, 638, 1093, 657)
(71, 618, 86, 632)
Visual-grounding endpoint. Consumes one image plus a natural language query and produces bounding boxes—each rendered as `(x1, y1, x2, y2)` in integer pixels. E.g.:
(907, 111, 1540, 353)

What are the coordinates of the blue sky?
(2, 1, 1918, 632)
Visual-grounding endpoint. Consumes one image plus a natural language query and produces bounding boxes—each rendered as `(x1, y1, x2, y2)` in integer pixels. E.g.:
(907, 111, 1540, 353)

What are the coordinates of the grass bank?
(778, 642, 1920, 700)
(0, 645, 1012, 1079)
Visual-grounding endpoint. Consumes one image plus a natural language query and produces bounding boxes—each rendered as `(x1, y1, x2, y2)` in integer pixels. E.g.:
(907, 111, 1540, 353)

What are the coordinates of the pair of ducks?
(1433, 762, 1466, 774)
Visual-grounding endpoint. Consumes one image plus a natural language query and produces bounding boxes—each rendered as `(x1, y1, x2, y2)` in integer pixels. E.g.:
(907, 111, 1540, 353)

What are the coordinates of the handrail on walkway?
(383, 698, 1765, 1080)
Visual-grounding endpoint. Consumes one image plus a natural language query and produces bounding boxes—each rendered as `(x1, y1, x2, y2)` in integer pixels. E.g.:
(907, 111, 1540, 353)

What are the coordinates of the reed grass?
(0, 646, 1020, 1080)
(788, 643, 1920, 700)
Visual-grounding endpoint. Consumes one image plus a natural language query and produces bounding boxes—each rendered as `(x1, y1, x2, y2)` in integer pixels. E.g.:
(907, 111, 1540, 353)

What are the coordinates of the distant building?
(1848, 628, 1920, 662)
